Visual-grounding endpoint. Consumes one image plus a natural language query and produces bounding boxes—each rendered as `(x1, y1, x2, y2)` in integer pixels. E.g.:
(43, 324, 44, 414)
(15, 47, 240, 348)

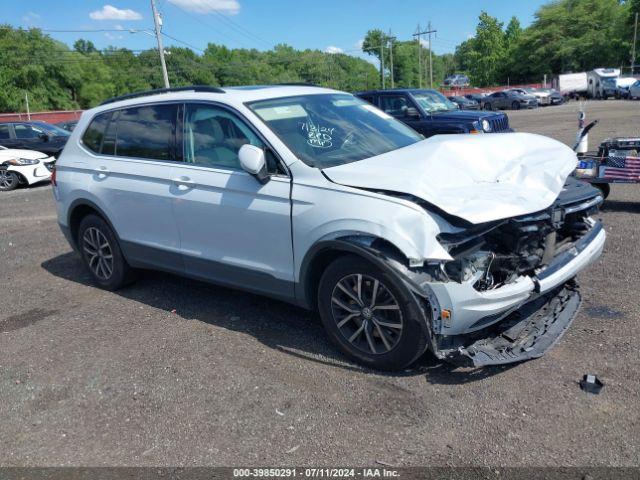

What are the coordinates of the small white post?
(25, 92, 31, 120)
(576, 108, 588, 154)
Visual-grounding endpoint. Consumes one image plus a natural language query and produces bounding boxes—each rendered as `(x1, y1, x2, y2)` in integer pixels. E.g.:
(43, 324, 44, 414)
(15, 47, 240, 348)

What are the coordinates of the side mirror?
(39, 132, 49, 142)
(239, 144, 269, 184)
(404, 107, 420, 119)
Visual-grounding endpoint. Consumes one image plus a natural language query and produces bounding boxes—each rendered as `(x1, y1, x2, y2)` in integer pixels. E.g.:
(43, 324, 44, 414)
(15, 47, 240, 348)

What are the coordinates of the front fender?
(297, 236, 440, 351)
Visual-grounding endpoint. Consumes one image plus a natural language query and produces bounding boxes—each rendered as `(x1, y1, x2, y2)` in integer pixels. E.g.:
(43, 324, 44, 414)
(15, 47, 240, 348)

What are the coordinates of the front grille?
(489, 115, 510, 133)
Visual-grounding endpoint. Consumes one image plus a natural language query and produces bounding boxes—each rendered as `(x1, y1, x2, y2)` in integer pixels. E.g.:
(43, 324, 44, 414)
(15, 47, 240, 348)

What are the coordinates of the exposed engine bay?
(440, 202, 598, 292)
(430, 177, 602, 292)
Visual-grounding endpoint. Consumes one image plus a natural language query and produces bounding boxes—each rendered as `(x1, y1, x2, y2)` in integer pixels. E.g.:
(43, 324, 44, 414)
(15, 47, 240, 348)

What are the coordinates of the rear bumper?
(58, 223, 76, 251)
(426, 220, 605, 336)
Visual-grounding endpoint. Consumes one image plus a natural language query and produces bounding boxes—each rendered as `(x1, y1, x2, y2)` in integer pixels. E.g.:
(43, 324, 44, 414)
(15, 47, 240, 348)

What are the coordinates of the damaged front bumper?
(405, 219, 605, 366)
(443, 283, 581, 367)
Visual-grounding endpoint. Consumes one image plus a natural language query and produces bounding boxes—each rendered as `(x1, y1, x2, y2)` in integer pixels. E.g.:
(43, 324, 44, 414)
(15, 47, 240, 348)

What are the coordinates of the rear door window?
(358, 95, 376, 105)
(114, 104, 178, 160)
(0, 124, 10, 139)
(14, 124, 40, 139)
(379, 95, 410, 117)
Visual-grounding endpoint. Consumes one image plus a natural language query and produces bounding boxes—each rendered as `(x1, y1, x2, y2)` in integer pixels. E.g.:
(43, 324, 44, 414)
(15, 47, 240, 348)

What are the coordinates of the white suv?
(53, 85, 606, 370)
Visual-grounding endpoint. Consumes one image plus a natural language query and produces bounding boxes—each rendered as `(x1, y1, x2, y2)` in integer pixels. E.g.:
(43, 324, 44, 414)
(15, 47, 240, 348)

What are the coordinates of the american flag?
(600, 155, 640, 181)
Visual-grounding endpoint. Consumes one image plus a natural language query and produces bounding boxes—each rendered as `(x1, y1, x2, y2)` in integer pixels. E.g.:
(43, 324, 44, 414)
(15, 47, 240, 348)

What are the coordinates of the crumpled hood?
(323, 132, 578, 225)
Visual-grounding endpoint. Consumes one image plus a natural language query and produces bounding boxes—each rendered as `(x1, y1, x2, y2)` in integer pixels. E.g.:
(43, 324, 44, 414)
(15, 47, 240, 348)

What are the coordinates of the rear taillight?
(51, 167, 57, 186)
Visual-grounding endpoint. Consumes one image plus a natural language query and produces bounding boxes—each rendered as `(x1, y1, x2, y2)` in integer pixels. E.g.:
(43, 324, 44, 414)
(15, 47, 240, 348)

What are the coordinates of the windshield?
(602, 78, 616, 87)
(247, 94, 423, 168)
(411, 91, 457, 113)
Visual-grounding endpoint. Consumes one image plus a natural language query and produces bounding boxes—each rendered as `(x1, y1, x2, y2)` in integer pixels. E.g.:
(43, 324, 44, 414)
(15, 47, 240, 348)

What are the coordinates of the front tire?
(0, 169, 20, 191)
(317, 255, 429, 371)
(484, 103, 492, 111)
(78, 214, 135, 290)
(594, 183, 610, 200)
(512, 101, 521, 110)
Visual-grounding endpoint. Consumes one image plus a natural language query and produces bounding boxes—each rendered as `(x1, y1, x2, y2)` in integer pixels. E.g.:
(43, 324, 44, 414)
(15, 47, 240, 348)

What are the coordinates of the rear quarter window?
(82, 112, 111, 153)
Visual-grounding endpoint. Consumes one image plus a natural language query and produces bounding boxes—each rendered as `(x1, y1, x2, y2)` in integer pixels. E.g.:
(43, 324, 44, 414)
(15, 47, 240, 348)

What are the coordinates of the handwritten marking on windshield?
(301, 121, 334, 148)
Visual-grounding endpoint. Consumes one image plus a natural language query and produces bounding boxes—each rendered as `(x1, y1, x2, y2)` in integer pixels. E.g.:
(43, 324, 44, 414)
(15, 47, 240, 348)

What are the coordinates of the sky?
(1, 0, 549, 60)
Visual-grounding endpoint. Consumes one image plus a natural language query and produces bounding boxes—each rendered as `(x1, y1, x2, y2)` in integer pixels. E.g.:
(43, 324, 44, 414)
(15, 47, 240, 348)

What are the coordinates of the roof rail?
(275, 82, 319, 87)
(100, 85, 225, 106)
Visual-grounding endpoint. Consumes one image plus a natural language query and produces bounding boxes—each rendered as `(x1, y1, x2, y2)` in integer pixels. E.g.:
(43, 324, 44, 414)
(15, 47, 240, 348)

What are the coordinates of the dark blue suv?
(356, 89, 511, 138)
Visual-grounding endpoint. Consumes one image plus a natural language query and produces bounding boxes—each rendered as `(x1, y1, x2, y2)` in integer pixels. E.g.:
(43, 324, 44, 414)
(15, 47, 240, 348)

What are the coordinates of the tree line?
(1, 0, 638, 112)
(453, 0, 637, 87)
(0, 26, 379, 113)
(363, 0, 638, 88)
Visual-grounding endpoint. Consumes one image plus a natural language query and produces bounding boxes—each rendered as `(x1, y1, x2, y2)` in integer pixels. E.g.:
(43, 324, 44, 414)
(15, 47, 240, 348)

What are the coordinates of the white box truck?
(553, 72, 588, 99)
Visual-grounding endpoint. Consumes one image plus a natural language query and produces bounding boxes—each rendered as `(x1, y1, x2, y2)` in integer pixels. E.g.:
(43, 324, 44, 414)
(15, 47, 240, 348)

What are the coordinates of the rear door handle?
(94, 166, 109, 179)
(172, 176, 196, 190)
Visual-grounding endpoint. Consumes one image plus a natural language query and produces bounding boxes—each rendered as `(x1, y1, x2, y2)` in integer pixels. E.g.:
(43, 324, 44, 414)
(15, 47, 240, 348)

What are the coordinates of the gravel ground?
(0, 100, 639, 467)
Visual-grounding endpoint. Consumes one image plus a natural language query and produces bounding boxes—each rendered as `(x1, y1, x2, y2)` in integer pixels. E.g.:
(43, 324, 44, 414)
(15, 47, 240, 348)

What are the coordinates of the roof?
(93, 84, 340, 113)
(356, 88, 440, 95)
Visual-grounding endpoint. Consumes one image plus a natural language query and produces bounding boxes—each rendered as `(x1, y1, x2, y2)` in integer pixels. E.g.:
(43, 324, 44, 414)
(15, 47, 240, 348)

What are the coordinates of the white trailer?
(553, 72, 588, 98)
(586, 68, 620, 99)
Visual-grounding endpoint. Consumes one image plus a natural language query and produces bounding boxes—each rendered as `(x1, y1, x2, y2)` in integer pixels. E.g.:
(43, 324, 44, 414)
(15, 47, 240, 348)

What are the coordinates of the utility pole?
(388, 30, 396, 89)
(632, 12, 638, 75)
(151, 0, 170, 88)
(413, 24, 422, 88)
(380, 41, 385, 89)
(413, 24, 436, 88)
(427, 21, 436, 88)
(25, 92, 30, 121)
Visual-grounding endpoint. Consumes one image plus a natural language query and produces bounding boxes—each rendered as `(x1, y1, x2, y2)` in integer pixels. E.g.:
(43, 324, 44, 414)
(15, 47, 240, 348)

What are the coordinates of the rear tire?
(484, 103, 492, 111)
(0, 169, 20, 191)
(317, 255, 429, 371)
(512, 101, 521, 110)
(77, 214, 135, 290)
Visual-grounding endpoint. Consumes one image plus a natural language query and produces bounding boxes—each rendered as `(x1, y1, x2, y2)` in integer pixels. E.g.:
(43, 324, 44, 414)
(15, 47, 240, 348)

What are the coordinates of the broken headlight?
(443, 250, 495, 289)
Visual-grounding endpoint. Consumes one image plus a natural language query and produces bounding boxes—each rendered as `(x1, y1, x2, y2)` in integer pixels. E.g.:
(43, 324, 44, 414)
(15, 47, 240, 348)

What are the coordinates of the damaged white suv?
(53, 85, 606, 370)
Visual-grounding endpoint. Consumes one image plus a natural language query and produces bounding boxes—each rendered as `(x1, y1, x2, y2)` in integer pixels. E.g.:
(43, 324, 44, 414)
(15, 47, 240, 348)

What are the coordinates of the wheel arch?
(298, 235, 414, 311)
(8, 169, 28, 185)
(67, 199, 120, 249)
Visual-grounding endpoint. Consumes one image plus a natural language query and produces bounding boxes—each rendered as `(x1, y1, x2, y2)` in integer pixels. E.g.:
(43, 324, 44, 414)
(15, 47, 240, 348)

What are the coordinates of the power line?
(208, 9, 273, 48)
(0, 27, 147, 33)
(161, 31, 205, 53)
(164, 1, 270, 49)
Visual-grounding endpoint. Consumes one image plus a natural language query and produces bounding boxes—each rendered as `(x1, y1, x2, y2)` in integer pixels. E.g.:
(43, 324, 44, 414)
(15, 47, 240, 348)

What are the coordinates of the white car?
(628, 80, 640, 99)
(53, 85, 605, 370)
(0, 146, 55, 191)
(524, 87, 551, 105)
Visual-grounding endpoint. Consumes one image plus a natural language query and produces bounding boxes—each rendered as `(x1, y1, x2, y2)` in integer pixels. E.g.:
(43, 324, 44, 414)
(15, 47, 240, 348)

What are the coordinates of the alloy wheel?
(0, 170, 17, 190)
(82, 227, 114, 280)
(330, 274, 403, 355)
